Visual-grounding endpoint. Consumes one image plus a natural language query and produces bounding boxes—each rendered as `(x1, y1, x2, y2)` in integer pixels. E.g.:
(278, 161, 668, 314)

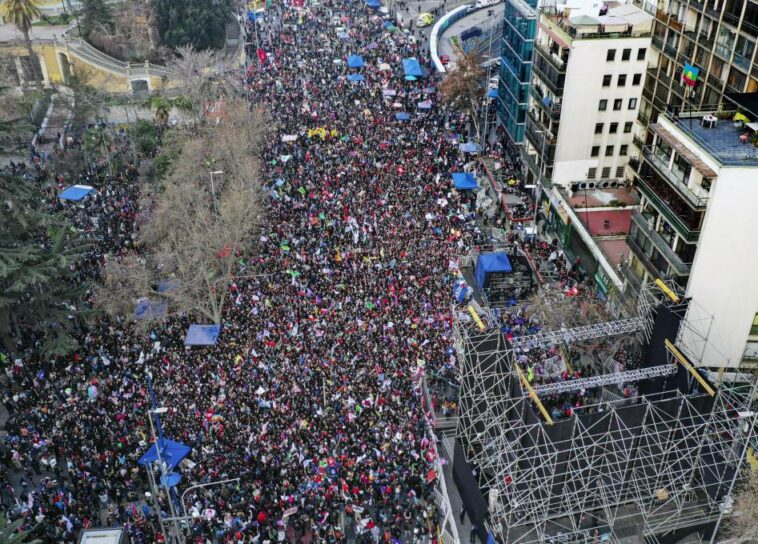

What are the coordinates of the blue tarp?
(59, 185, 96, 201)
(157, 279, 178, 293)
(452, 172, 478, 190)
(402, 58, 424, 78)
(475, 252, 513, 289)
(487, 88, 498, 98)
(395, 112, 411, 121)
(138, 438, 191, 471)
(134, 299, 167, 320)
(365, 0, 381, 8)
(347, 54, 364, 68)
(347, 73, 365, 82)
(459, 141, 482, 153)
(184, 324, 221, 346)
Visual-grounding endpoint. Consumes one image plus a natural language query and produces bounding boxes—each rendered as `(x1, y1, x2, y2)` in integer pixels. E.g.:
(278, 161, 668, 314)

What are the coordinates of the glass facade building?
(497, 0, 538, 154)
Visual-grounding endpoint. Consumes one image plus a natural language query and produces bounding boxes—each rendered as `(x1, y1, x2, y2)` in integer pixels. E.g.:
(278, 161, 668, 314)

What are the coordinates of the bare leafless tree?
(96, 100, 267, 324)
(724, 469, 758, 544)
(167, 45, 237, 117)
(439, 46, 486, 142)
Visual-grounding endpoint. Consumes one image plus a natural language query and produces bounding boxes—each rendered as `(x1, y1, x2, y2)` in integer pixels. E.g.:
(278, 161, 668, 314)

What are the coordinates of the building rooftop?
(595, 238, 631, 267)
(540, 0, 652, 42)
(670, 112, 758, 167)
(569, 186, 639, 208)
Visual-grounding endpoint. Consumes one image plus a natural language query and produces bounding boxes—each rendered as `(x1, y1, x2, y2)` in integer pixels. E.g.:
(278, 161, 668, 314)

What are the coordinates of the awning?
(365, 0, 381, 8)
(184, 324, 221, 346)
(475, 252, 512, 289)
(347, 54, 364, 68)
(402, 57, 424, 78)
(452, 172, 478, 190)
(724, 91, 758, 120)
(650, 123, 717, 178)
(138, 438, 191, 472)
(59, 185, 96, 201)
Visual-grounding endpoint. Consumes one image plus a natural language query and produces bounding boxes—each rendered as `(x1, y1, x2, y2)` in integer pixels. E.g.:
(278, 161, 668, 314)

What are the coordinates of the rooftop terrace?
(667, 111, 758, 167)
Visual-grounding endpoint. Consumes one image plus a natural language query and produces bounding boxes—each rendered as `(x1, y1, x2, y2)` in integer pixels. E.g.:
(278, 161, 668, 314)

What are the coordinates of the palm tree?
(0, 0, 43, 88)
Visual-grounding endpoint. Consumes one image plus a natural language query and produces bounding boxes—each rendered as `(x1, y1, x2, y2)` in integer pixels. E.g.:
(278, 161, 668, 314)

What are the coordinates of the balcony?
(629, 211, 692, 277)
(534, 42, 566, 73)
(531, 59, 565, 96)
(689, 0, 704, 13)
(525, 115, 557, 162)
(656, 10, 685, 32)
(637, 110, 650, 125)
(634, 174, 702, 243)
(663, 41, 679, 58)
(530, 87, 562, 119)
(633, 135, 645, 149)
(642, 146, 709, 208)
(652, 35, 664, 51)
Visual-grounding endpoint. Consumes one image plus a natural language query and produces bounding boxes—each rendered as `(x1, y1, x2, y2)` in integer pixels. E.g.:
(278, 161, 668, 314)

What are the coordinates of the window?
(588, 167, 597, 179)
(613, 99, 623, 110)
(607, 49, 616, 61)
(599, 99, 608, 111)
(632, 73, 642, 86)
(620, 144, 628, 156)
(595, 123, 604, 134)
(602, 167, 611, 178)
(609, 122, 618, 134)
(591, 145, 600, 157)
(605, 145, 614, 156)
(624, 122, 633, 133)
(603, 74, 612, 87)
(750, 313, 758, 336)
(622, 48, 631, 61)
(618, 74, 627, 87)
(615, 166, 625, 178)
(629, 98, 638, 110)
(637, 48, 647, 61)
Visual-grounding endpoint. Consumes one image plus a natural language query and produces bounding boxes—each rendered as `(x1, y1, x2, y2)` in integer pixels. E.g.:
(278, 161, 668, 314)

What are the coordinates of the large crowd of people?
(0, 0, 508, 543)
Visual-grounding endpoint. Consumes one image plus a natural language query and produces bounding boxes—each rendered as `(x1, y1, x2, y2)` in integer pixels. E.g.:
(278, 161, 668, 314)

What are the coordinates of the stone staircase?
(225, 17, 242, 58)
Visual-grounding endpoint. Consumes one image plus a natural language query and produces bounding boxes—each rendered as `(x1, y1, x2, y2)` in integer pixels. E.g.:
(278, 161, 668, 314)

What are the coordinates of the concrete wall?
(683, 166, 758, 368)
(553, 35, 650, 186)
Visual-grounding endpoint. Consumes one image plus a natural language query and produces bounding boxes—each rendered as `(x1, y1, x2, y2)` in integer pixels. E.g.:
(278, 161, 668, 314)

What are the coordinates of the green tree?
(80, 0, 112, 38)
(154, 0, 231, 51)
(0, 174, 90, 356)
(0, 0, 42, 87)
(131, 119, 159, 157)
(83, 126, 112, 173)
(0, 516, 41, 544)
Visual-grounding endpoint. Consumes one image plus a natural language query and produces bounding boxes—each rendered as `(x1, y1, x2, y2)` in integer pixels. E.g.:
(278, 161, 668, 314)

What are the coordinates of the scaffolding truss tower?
(455, 281, 758, 544)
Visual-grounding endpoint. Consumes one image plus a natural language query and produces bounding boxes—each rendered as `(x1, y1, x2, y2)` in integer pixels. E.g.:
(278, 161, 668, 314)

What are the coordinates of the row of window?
(607, 47, 647, 62)
(599, 98, 638, 111)
(591, 144, 629, 157)
(595, 121, 634, 134)
(602, 73, 643, 87)
(588, 166, 626, 179)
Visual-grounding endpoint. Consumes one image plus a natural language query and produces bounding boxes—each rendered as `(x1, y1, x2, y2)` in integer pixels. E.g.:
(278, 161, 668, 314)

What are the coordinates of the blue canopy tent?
(402, 58, 424, 78)
(134, 299, 167, 320)
(487, 88, 498, 98)
(138, 438, 191, 472)
(452, 172, 478, 190)
(347, 73, 365, 82)
(395, 112, 411, 121)
(365, 0, 381, 8)
(59, 185, 96, 201)
(459, 141, 482, 153)
(475, 253, 513, 289)
(347, 54, 364, 68)
(184, 324, 221, 346)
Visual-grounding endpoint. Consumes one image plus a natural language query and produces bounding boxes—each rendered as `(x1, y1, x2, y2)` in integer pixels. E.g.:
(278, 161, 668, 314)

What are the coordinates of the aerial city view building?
(0, 0, 756, 543)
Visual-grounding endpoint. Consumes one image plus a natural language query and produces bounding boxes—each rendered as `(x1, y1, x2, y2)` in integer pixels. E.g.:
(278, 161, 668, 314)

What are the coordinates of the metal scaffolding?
(454, 281, 758, 544)
(510, 317, 646, 351)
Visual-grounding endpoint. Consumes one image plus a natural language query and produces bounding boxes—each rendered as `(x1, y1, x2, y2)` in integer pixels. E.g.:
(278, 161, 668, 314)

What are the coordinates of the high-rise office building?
(497, 0, 538, 158)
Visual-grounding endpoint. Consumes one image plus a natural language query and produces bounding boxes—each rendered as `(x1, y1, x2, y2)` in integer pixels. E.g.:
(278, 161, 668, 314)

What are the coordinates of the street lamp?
(209, 170, 223, 209)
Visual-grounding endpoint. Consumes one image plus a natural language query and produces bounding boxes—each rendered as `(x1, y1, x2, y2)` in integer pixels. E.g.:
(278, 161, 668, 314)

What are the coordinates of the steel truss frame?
(455, 282, 758, 544)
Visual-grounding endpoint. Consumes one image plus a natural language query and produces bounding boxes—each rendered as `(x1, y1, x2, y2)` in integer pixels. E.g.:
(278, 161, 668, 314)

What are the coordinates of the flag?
(257, 48, 268, 64)
(682, 63, 699, 87)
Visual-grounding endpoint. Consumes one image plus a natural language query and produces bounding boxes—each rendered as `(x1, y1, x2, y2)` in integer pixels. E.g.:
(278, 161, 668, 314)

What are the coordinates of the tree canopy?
(0, 174, 90, 355)
(154, 0, 231, 51)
